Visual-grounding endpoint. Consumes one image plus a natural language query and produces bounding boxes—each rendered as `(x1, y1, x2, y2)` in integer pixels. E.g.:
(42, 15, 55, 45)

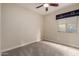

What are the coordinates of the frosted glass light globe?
(44, 3, 49, 7)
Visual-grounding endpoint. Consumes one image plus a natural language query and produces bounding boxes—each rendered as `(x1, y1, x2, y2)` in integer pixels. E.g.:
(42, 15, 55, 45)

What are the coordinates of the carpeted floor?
(2, 41, 79, 56)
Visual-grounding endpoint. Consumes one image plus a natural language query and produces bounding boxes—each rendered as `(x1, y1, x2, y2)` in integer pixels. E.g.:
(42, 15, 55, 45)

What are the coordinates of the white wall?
(44, 4, 79, 48)
(1, 4, 43, 52)
(0, 4, 1, 55)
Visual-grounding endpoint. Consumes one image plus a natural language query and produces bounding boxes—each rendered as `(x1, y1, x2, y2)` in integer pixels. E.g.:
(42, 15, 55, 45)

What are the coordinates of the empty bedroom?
(0, 3, 79, 56)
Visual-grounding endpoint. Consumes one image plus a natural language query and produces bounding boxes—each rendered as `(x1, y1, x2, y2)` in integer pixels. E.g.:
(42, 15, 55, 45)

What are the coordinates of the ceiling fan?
(36, 3, 59, 12)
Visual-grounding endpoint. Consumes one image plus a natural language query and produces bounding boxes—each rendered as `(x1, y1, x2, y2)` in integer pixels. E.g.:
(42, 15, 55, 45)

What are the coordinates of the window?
(57, 16, 77, 33)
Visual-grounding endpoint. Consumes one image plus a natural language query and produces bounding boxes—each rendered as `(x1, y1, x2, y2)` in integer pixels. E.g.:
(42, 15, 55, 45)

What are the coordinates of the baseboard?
(1, 40, 40, 53)
(43, 40, 79, 49)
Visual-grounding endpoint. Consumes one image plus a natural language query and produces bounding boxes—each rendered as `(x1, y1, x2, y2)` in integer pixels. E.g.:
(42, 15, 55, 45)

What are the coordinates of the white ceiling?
(16, 3, 75, 15)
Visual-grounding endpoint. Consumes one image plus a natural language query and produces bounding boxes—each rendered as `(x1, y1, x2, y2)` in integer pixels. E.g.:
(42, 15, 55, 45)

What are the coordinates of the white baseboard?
(1, 40, 40, 53)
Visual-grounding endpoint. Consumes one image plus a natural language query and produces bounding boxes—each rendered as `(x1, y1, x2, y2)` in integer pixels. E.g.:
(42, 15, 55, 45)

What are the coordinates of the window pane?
(58, 24, 66, 32)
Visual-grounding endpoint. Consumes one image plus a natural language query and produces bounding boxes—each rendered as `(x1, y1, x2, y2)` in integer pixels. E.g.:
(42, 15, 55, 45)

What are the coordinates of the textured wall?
(44, 4, 79, 48)
(0, 4, 1, 55)
(1, 4, 43, 52)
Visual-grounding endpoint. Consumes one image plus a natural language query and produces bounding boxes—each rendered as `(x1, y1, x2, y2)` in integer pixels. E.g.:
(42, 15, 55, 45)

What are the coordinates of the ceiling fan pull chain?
(46, 7, 48, 11)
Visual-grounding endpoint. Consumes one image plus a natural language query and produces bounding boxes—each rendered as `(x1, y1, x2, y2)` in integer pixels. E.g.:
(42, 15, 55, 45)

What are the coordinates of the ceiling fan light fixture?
(43, 3, 49, 7)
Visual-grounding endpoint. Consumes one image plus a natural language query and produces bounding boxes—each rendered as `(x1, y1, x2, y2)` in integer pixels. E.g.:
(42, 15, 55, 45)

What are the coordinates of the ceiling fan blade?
(49, 3, 59, 7)
(45, 7, 48, 11)
(36, 4, 43, 8)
